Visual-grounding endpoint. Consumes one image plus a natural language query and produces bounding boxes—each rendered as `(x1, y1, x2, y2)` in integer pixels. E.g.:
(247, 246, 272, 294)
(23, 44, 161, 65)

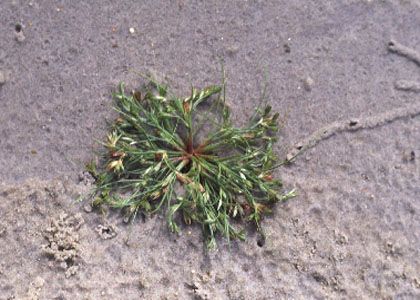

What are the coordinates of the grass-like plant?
(87, 75, 295, 249)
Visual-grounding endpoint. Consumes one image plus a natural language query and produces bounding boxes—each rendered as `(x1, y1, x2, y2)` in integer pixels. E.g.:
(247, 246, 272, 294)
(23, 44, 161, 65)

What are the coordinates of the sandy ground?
(1, 0, 419, 299)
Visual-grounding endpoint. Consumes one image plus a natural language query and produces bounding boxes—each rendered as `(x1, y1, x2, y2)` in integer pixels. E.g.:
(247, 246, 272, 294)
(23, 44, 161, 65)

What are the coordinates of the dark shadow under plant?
(87, 75, 295, 249)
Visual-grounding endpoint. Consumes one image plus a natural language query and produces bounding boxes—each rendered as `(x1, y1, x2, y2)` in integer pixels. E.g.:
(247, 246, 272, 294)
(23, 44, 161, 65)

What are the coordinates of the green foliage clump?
(88, 77, 295, 248)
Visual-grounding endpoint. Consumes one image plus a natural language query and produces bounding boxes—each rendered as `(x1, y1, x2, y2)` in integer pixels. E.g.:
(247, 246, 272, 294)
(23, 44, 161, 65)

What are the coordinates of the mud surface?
(1, 1, 419, 299)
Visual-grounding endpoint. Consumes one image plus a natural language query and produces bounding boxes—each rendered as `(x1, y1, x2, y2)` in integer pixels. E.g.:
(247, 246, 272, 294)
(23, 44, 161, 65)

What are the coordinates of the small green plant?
(88, 75, 295, 249)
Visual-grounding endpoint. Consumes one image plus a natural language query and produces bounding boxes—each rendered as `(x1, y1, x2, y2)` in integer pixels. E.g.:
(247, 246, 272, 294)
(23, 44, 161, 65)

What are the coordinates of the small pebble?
(123, 215, 131, 223)
(303, 76, 314, 91)
(0, 71, 6, 85)
(226, 45, 239, 56)
(83, 204, 93, 213)
(402, 150, 415, 163)
(129, 27, 135, 34)
(201, 274, 210, 283)
(32, 276, 45, 288)
(349, 119, 359, 127)
(15, 31, 25, 42)
(138, 276, 149, 289)
(286, 153, 295, 161)
(0, 226, 6, 237)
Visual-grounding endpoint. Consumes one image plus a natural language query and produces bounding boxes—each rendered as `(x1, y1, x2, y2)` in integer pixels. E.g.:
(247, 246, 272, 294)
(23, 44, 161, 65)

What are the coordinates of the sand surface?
(0, 1, 419, 299)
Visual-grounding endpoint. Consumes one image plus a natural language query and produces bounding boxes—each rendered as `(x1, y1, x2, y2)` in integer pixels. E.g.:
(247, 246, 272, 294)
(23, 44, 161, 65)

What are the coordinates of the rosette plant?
(87, 75, 295, 248)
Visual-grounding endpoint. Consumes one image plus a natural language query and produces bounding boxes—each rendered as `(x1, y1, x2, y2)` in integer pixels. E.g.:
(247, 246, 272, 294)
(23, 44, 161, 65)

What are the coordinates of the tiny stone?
(226, 45, 239, 56)
(83, 204, 92, 213)
(60, 261, 67, 269)
(129, 27, 135, 34)
(338, 234, 348, 245)
(349, 119, 359, 127)
(201, 274, 210, 283)
(402, 150, 415, 163)
(123, 215, 131, 223)
(414, 278, 420, 288)
(0, 71, 6, 85)
(303, 76, 314, 91)
(286, 153, 294, 161)
(138, 275, 149, 289)
(295, 142, 303, 150)
(33, 276, 45, 288)
(0, 226, 6, 237)
(15, 31, 25, 42)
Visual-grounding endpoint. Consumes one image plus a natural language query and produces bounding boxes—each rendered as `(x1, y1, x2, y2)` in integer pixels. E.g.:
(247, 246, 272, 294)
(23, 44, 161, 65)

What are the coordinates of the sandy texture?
(1, 0, 420, 299)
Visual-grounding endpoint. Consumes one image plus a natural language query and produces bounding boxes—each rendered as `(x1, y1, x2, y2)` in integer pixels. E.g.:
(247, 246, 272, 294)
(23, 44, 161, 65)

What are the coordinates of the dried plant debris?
(87, 76, 295, 249)
(42, 212, 84, 277)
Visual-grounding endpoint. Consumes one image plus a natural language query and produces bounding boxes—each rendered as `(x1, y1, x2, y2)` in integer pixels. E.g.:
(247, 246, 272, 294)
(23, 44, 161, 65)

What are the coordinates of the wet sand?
(0, 1, 419, 299)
